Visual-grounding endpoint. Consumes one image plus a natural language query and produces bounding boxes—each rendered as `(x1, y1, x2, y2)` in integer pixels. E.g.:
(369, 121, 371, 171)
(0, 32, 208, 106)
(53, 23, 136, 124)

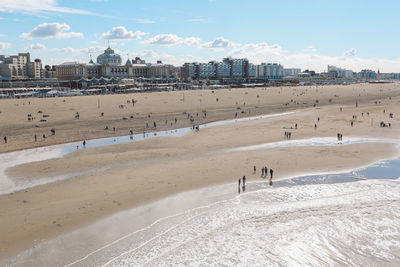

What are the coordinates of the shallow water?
(0, 112, 293, 195)
(4, 157, 400, 267)
(2, 136, 398, 196)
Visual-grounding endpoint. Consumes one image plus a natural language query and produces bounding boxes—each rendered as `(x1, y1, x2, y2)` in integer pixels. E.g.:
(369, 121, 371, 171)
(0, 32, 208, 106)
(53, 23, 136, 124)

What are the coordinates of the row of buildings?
(1, 48, 399, 84)
(56, 46, 176, 81)
(180, 58, 284, 80)
(0, 47, 177, 82)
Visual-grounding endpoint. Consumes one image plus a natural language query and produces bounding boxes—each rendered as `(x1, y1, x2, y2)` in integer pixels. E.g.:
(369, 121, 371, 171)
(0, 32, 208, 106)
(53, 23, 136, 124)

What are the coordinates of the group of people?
(284, 131, 292, 139)
(238, 176, 246, 192)
(380, 121, 391, 128)
(239, 165, 274, 193)
(258, 166, 273, 179)
(337, 133, 343, 141)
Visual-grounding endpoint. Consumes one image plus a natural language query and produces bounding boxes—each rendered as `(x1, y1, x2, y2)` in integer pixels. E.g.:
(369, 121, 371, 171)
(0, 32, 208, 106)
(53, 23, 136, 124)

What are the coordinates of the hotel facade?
(56, 46, 176, 81)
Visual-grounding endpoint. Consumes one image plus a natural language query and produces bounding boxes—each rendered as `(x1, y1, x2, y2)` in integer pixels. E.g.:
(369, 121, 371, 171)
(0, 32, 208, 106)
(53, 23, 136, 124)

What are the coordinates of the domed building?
(97, 46, 122, 66)
(57, 45, 176, 81)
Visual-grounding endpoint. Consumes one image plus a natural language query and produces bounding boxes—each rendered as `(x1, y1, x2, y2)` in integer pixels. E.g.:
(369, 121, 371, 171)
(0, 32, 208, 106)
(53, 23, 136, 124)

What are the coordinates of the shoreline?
(4, 152, 400, 266)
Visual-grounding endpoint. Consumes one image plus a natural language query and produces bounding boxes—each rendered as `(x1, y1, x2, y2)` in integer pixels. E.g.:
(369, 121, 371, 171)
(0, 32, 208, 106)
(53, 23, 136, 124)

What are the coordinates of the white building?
(0, 53, 42, 80)
(283, 68, 301, 77)
(327, 65, 353, 78)
(258, 63, 283, 79)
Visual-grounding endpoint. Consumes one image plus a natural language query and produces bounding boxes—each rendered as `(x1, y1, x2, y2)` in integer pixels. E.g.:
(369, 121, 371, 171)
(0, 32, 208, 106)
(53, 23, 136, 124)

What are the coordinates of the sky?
(0, 0, 399, 72)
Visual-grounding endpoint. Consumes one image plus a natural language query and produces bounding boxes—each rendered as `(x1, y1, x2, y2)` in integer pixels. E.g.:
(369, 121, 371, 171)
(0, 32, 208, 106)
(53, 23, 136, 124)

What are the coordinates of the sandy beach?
(1, 83, 400, 261)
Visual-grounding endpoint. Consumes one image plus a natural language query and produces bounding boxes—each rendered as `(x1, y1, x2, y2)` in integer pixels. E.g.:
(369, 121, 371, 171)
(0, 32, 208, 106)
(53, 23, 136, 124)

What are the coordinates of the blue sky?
(0, 0, 399, 72)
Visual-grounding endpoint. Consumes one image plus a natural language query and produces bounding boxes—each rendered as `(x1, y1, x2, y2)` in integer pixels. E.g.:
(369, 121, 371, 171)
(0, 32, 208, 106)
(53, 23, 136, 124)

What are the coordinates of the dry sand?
(1, 83, 400, 259)
(0, 83, 399, 153)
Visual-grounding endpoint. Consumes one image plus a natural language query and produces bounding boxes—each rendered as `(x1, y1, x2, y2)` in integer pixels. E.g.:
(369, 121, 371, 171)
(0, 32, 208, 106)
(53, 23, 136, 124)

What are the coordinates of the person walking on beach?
(3, 136, 7, 144)
(253, 165, 256, 174)
(34, 134, 37, 142)
(242, 176, 246, 192)
(261, 167, 265, 177)
(265, 166, 268, 178)
(83, 140, 86, 147)
(270, 169, 274, 179)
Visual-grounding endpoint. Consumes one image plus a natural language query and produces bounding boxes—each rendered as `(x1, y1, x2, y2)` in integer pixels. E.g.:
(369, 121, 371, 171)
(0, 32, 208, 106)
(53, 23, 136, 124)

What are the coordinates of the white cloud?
(101, 26, 148, 40)
(26, 43, 47, 50)
(142, 34, 201, 46)
(201, 37, 239, 49)
(0, 42, 11, 50)
(224, 42, 400, 72)
(186, 18, 207, 23)
(344, 48, 357, 56)
(228, 42, 284, 61)
(53, 46, 108, 54)
(302, 45, 317, 53)
(133, 50, 206, 65)
(0, 34, 4, 37)
(0, 0, 95, 16)
(21, 22, 83, 39)
(135, 18, 155, 24)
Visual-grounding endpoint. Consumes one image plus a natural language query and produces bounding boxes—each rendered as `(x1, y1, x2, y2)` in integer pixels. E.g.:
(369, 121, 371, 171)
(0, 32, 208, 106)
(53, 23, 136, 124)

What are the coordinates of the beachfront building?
(56, 46, 175, 81)
(215, 61, 231, 78)
(180, 63, 198, 80)
(180, 58, 284, 81)
(327, 65, 353, 78)
(96, 46, 122, 66)
(198, 62, 216, 78)
(258, 63, 284, 79)
(223, 57, 248, 77)
(0, 52, 42, 80)
(247, 63, 257, 78)
(358, 69, 377, 80)
(283, 68, 301, 77)
(56, 62, 88, 81)
(147, 61, 175, 78)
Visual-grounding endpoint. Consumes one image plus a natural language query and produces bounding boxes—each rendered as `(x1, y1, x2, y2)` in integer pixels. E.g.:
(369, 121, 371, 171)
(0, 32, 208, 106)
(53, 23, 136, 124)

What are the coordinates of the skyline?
(0, 0, 399, 72)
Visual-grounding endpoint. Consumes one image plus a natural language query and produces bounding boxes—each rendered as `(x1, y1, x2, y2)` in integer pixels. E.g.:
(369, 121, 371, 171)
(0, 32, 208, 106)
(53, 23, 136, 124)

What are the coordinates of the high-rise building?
(215, 61, 231, 78)
(0, 52, 42, 80)
(27, 58, 42, 79)
(327, 65, 353, 78)
(180, 58, 283, 80)
(283, 68, 301, 77)
(180, 63, 198, 80)
(223, 57, 248, 77)
(247, 63, 257, 78)
(358, 69, 377, 80)
(258, 63, 283, 79)
(197, 62, 216, 78)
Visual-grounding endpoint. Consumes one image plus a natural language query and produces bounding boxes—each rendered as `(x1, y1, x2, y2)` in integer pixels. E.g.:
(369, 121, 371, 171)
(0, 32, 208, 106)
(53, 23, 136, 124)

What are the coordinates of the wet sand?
(1, 83, 400, 260)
